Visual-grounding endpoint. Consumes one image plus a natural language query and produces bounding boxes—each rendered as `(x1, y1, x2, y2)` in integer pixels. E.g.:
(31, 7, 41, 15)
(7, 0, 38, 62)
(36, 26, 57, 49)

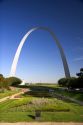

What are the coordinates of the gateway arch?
(10, 27, 70, 78)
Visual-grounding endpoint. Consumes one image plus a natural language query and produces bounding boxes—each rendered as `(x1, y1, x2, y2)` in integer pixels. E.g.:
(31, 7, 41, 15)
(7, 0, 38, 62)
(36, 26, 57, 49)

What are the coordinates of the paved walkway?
(0, 89, 28, 103)
(0, 96, 10, 103)
(0, 122, 83, 125)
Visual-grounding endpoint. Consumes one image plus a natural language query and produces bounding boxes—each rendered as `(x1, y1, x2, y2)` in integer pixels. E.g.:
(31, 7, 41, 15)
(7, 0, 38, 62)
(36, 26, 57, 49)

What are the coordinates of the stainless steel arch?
(10, 27, 70, 78)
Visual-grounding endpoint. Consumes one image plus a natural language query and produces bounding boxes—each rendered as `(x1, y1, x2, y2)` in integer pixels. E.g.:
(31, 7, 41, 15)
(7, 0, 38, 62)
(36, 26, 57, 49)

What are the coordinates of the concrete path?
(0, 122, 83, 125)
(0, 96, 10, 103)
(0, 89, 28, 103)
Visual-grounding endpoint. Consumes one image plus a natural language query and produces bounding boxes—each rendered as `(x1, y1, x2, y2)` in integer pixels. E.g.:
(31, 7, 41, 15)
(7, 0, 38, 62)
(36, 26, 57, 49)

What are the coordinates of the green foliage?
(58, 76, 83, 89)
(0, 74, 3, 77)
(6, 77, 22, 86)
(0, 73, 22, 90)
(0, 74, 7, 90)
(52, 87, 83, 101)
(80, 68, 83, 72)
(77, 77, 83, 88)
(0, 84, 83, 122)
(0, 97, 83, 122)
(0, 97, 70, 112)
(76, 68, 83, 77)
(58, 68, 83, 89)
(0, 89, 19, 99)
(58, 78, 69, 87)
(67, 77, 77, 88)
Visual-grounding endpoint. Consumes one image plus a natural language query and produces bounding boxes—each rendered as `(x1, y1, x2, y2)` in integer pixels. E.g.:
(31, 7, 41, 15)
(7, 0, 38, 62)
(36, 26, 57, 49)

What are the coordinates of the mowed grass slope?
(0, 98, 83, 122)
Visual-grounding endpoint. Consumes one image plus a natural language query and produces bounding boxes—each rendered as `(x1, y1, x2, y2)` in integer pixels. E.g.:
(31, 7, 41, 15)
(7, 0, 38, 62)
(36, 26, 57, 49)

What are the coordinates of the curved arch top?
(10, 27, 70, 78)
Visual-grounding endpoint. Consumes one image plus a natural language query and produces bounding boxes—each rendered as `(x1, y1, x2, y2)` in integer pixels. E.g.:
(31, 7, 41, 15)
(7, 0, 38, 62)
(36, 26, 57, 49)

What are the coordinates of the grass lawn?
(0, 110, 83, 122)
(0, 89, 20, 99)
(0, 84, 83, 122)
(50, 87, 83, 101)
(0, 97, 83, 122)
(56, 90, 83, 101)
(0, 102, 83, 122)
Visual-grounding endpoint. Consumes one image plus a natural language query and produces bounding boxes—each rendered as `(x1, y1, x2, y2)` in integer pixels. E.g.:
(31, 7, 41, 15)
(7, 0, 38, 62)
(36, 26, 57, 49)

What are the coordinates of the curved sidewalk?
(0, 89, 28, 103)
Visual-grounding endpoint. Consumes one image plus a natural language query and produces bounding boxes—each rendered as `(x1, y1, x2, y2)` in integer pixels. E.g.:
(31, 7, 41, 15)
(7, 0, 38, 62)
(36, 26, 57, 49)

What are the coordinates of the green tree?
(0, 74, 22, 90)
(67, 77, 77, 89)
(76, 68, 83, 88)
(58, 78, 69, 87)
(76, 68, 83, 77)
(6, 77, 22, 87)
(0, 74, 5, 91)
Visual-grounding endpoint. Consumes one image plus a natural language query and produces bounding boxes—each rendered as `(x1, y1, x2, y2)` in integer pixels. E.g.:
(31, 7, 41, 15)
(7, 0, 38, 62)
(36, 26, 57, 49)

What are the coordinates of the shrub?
(67, 77, 77, 89)
(77, 77, 83, 88)
(58, 77, 83, 89)
(6, 77, 22, 87)
(58, 78, 69, 87)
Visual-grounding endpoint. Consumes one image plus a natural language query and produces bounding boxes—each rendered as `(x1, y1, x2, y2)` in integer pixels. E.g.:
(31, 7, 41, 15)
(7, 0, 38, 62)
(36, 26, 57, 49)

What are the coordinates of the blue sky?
(0, 0, 83, 83)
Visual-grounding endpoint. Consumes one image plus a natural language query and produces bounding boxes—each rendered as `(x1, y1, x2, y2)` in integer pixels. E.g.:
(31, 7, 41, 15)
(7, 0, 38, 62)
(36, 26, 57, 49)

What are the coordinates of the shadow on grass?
(28, 115, 35, 119)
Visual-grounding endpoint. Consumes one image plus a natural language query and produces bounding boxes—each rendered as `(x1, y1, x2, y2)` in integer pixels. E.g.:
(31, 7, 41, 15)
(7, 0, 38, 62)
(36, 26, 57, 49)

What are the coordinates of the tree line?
(0, 74, 22, 90)
(58, 68, 83, 89)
